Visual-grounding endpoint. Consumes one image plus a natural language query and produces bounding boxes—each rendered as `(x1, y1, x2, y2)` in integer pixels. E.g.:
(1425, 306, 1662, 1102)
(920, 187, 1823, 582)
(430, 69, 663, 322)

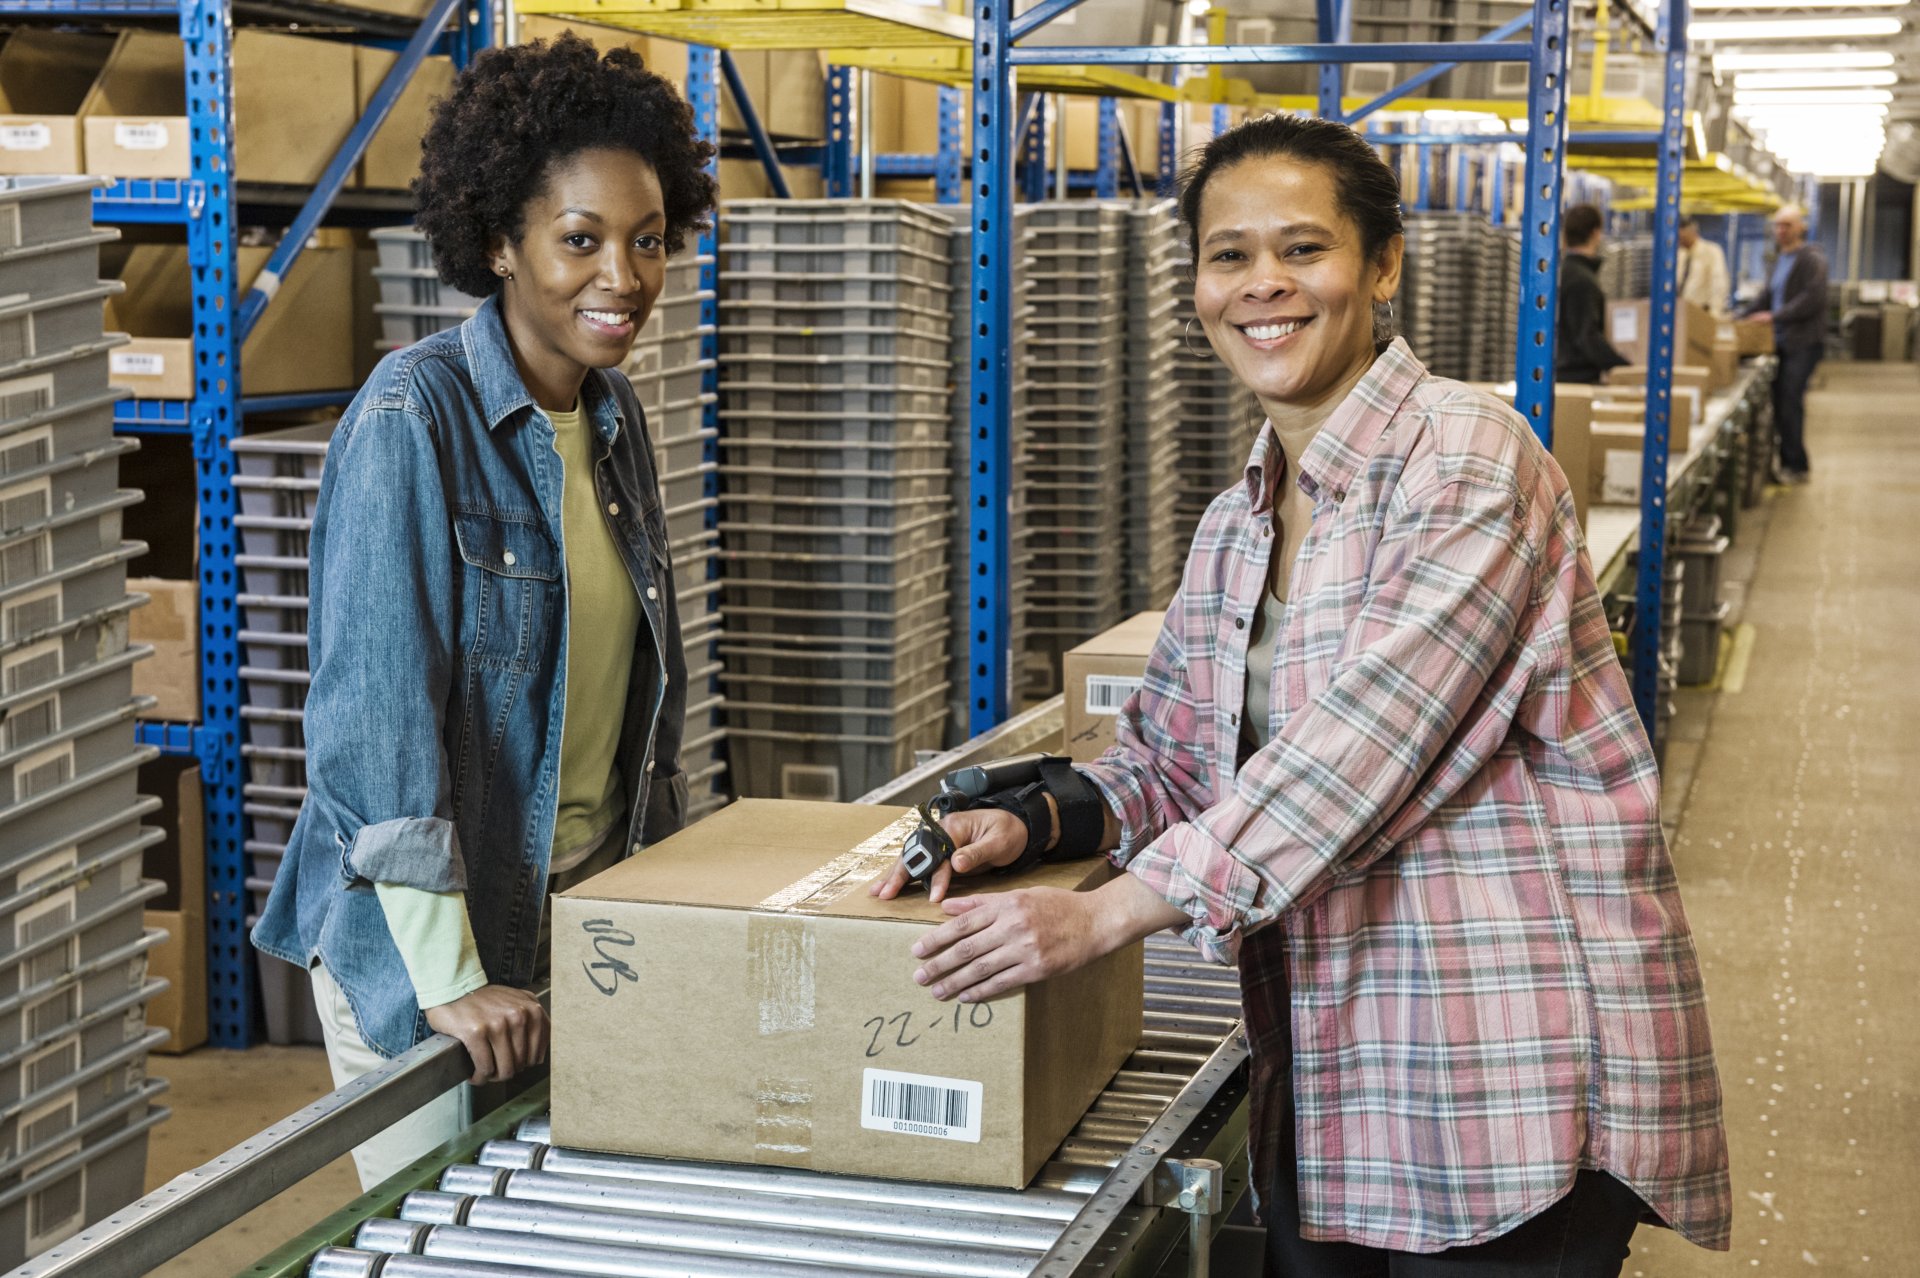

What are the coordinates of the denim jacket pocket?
(452, 511, 560, 673)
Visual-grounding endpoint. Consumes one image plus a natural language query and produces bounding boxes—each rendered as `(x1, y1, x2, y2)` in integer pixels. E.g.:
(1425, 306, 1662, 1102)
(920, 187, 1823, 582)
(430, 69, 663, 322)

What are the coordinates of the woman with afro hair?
(253, 32, 717, 1188)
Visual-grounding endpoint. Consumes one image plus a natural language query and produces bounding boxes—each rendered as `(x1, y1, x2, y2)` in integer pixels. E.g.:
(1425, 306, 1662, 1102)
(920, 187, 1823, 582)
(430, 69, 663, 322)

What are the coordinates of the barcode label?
(860, 1068, 982, 1144)
(110, 351, 166, 377)
(1084, 674, 1143, 717)
(0, 125, 51, 153)
(114, 121, 170, 151)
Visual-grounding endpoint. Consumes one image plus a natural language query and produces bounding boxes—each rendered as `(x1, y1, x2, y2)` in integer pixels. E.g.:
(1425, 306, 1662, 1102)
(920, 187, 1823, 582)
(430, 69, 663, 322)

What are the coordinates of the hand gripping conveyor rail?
(7, 699, 1254, 1278)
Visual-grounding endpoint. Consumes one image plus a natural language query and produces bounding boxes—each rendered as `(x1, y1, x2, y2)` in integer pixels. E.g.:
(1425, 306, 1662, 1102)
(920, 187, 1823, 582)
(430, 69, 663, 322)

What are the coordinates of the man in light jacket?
(1743, 203, 1828, 483)
(1677, 215, 1730, 318)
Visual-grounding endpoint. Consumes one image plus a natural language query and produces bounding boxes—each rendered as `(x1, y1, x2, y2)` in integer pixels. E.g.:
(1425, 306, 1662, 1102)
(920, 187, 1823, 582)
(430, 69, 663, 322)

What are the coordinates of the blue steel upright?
(1633, 0, 1689, 744)
(1315, 0, 1346, 119)
(180, 0, 250, 1047)
(967, 0, 1018, 733)
(824, 65, 854, 197)
(1511, 0, 1571, 446)
(936, 86, 964, 203)
(1157, 102, 1178, 195)
(1094, 97, 1119, 197)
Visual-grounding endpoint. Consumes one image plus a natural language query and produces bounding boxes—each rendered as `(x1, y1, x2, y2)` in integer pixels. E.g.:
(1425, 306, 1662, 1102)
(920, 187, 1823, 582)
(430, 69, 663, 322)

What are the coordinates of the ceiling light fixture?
(1733, 88, 1895, 104)
(1715, 51, 1896, 69)
(1733, 70, 1899, 88)
(1689, 15, 1902, 37)
(1695, 0, 1905, 9)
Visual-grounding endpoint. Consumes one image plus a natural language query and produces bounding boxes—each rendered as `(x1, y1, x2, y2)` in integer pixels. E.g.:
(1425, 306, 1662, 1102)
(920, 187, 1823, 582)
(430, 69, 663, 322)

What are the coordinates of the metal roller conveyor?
(12, 699, 1254, 1278)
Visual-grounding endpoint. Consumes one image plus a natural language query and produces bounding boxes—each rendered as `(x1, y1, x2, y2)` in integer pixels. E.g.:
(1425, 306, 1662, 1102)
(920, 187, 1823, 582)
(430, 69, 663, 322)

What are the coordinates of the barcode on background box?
(859, 1068, 983, 1144)
(1084, 674, 1143, 716)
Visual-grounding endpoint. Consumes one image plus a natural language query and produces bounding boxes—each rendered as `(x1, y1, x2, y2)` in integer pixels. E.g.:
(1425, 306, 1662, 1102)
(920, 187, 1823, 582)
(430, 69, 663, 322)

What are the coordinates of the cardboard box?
(130, 577, 198, 721)
(104, 237, 356, 397)
(0, 30, 115, 175)
(1605, 297, 1715, 368)
(1592, 421, 1653, 506)
(1551, 383, 1593, 532)
(1733, 317, 1775, 356)
(80, 29, 357, 183)
(354, 47, 455, 190)
(551, 800, 1144, 1188)
(1708, 340, 1738, 390)
(1604, 364, 1706, 444)
(719, 156, 825, 200)
(1062, 610, 1165, 763)
(141, 759, 207, 1054)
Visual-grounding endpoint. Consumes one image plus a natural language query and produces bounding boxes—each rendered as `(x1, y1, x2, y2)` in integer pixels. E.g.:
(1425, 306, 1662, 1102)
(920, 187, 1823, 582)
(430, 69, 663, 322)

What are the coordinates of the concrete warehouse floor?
(134, 362, 1918, 1275)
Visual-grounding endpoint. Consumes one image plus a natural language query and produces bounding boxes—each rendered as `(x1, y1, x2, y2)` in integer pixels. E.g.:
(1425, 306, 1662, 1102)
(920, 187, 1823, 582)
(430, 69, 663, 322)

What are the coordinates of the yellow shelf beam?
(823, 46, 1180, 99)
(516, 0, 971, 49)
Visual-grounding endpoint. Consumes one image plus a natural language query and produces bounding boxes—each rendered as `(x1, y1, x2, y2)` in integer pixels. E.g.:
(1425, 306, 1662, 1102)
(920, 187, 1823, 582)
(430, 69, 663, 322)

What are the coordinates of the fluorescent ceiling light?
(1734, 70, 1899, 88)
(1734, 88, 1894, 104)
(1715, 51, 1896, 70)
(1696, 0, 1905, 8)
(1689, 16, 1902, 37)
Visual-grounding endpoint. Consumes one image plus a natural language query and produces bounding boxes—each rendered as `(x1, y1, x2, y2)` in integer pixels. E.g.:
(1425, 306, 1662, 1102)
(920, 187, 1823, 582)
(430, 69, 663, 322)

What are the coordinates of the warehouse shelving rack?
(0, 0, 489, 1047)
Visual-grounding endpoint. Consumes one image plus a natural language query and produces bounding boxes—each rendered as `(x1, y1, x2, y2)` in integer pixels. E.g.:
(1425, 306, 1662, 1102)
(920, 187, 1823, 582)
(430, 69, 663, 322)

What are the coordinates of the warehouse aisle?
(1627, 362, 1920, 1275)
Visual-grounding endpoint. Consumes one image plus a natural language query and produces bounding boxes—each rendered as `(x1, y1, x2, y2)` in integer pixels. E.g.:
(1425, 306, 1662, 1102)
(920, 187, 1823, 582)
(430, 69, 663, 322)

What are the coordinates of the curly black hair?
(413, 33, 718, 300)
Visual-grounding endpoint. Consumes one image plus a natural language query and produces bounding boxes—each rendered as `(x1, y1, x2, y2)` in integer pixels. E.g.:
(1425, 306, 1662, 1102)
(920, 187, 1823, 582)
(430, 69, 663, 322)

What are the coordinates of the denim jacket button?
(643, 759, 655, 773)
(631, 841, 642, 855)
(646, 586, 658, 601)
(502, 550, 516, 566)
(607, 501, 620, 516)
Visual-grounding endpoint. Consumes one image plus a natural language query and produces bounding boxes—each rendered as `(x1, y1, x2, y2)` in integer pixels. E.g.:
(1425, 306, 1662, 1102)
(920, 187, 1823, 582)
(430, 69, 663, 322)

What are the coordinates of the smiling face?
(490, 146, 667, 410)
(1191, 156, 1403, 419)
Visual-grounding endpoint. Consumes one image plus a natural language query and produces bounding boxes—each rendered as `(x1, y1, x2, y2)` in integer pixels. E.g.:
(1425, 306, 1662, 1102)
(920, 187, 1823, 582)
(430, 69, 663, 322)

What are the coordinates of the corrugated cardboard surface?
(140, 759, 207, 1054)
(551, 799, 1143, 1187)
(1606, 297, 1715, 369)
(1733, 318, 1774, 356)
(1063, 610, 1165, 762)
(104, 238, 355, 396)
(354, 47, 454, 191)
(129, 576, 197, 722)
(0, 29, 114, 175)
(77, 29, 187, 178)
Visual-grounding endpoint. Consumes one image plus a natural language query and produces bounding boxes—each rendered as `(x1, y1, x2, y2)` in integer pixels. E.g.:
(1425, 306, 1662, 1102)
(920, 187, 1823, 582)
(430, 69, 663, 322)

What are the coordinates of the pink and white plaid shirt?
(1080, 339, 1731, 1253)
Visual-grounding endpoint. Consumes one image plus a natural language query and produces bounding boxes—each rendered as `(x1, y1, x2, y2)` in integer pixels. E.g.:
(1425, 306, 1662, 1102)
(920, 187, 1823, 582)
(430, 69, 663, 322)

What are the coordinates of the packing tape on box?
(752, 1075, 815, 1164)
(754, 813, 918, 914)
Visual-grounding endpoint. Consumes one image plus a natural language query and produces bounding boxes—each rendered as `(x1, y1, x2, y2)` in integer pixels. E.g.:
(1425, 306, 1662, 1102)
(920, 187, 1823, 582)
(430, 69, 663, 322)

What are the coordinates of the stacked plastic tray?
(1124, 202, 1184, 613)
(1399, 211, 1484, 382)
(1018, 202, 1130, 693)
(619, 255, 728, 822)
(370, 227, 481, 353)
(0, 176, 171, 1270)
(1478, 222, 1522, 383)
(1598, 232, 1654, 302)
(1169, 257, 1263, 553)
(715, 201, 954, 801)
(942, 215, 1042, 733)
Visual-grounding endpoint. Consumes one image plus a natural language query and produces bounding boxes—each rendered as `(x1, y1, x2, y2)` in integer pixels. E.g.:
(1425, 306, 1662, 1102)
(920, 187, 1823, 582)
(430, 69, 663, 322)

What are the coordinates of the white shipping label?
(1084, 674, 1143, 717)
(860, 1068, 983, 1144)
(0, 125, 51, 152)
(1610, 309, 1640, 345)
(1602, 451, 1641, 505)
(114, 122, 170, 151)
(110, 352, 166, 378)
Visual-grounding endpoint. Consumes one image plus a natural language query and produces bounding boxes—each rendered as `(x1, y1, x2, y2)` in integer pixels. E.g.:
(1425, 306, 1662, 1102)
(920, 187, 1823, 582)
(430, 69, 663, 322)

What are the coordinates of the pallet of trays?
(1397, 212, 1483, 383)
(1126, 201, 1186, 611)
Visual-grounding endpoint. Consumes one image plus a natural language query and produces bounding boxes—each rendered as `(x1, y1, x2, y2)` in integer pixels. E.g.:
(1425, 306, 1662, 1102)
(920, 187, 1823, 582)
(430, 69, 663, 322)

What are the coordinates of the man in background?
(1557, 203, 1631, 384)
(1677, 215, 1731, 318)
(1743, 204, 1828, 483)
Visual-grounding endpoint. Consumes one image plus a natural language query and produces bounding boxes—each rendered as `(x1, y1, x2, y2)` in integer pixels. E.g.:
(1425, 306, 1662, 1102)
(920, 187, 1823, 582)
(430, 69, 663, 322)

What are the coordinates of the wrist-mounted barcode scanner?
(899, 753, 1106, 890)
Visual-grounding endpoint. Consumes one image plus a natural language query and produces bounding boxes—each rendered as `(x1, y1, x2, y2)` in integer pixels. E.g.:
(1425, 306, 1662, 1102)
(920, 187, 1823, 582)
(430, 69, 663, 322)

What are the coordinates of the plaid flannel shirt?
(1080, 339, 1731, 1253)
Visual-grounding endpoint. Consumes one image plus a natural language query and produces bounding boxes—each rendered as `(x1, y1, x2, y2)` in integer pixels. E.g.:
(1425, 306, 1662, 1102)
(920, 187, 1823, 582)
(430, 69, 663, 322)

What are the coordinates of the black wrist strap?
(968, 783, 1054, 865)
(1038, 760, 1104, 859)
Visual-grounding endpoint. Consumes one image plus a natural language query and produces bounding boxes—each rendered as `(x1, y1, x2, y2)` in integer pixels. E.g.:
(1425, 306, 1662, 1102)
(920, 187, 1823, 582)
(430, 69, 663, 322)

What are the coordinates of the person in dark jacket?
(1742, 203, 1827, 482)
(1556, 203, 1631, 384)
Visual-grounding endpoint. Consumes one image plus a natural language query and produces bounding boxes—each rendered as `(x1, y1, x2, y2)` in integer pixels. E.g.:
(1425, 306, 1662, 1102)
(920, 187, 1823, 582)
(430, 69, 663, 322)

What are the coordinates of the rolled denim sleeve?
(304, 405, 466, 893)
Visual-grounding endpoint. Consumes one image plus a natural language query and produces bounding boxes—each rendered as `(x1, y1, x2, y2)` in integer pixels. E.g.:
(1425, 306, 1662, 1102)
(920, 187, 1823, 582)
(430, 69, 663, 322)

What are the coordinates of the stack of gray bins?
(943, 216, 1038, 736)
(715, 201, 953, 802)
(1019, 202, 1128, 694)
(1598, 232, 1654, 302)
(1400, 212, 1483, 382)
(1477, 222, 1522, 383)
(618, 255, 728, 822)
(1124, 201, 1184, 613)
(0, 176, 170, 1269)
(1169, 260, 1262, 552)
(370, 226, 481, 353)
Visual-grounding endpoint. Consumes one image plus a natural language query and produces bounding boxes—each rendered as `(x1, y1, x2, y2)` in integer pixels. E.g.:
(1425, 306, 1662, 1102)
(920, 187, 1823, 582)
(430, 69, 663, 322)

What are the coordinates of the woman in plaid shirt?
(878, 114, 1731, 1273)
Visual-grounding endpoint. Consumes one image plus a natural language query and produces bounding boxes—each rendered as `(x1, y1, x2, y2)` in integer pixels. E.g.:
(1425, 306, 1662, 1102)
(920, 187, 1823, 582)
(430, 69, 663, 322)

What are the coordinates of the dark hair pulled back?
(1177, 112, 1404, 267)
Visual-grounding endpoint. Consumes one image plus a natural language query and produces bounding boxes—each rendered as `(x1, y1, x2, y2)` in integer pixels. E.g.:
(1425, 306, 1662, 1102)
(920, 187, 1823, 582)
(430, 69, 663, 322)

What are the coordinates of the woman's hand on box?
(869, 806, 1029, 903)
(909, 874, 1186, 1003)
(424, 985, 549, 1085)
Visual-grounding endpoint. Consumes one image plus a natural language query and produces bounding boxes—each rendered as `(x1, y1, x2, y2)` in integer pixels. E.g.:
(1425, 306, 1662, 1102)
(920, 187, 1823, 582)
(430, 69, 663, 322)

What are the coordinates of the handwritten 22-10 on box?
(551, 799, 1144, 1188)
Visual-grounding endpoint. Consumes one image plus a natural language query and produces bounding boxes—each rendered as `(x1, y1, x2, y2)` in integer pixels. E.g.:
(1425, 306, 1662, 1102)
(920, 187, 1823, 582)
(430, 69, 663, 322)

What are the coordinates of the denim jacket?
(252, 297, 688, 1057)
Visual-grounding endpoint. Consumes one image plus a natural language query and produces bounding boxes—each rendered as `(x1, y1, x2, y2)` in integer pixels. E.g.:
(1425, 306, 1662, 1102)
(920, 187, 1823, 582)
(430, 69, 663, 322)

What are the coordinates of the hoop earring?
(1184, 317, 1207, 358)
(1384, 298, 1394, 325)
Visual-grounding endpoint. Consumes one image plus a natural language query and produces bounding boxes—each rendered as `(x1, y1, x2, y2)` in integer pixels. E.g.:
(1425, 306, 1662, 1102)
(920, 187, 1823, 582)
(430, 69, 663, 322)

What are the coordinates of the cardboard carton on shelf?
(1591, 420, 1659, 506)
(103, 235, 356, 399)
(1732, 317, 1775, 356)
(140, 757, 207, 1054)
(551, 799, 1144, 1189)
(80, 29, 357, 183)
(0, 29, 116, 175)
(1061, 610, 1165, 763)
(353, 47, 455, 191)
(130, 576, 198, 722)
(1605, 297, 1715, 369)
